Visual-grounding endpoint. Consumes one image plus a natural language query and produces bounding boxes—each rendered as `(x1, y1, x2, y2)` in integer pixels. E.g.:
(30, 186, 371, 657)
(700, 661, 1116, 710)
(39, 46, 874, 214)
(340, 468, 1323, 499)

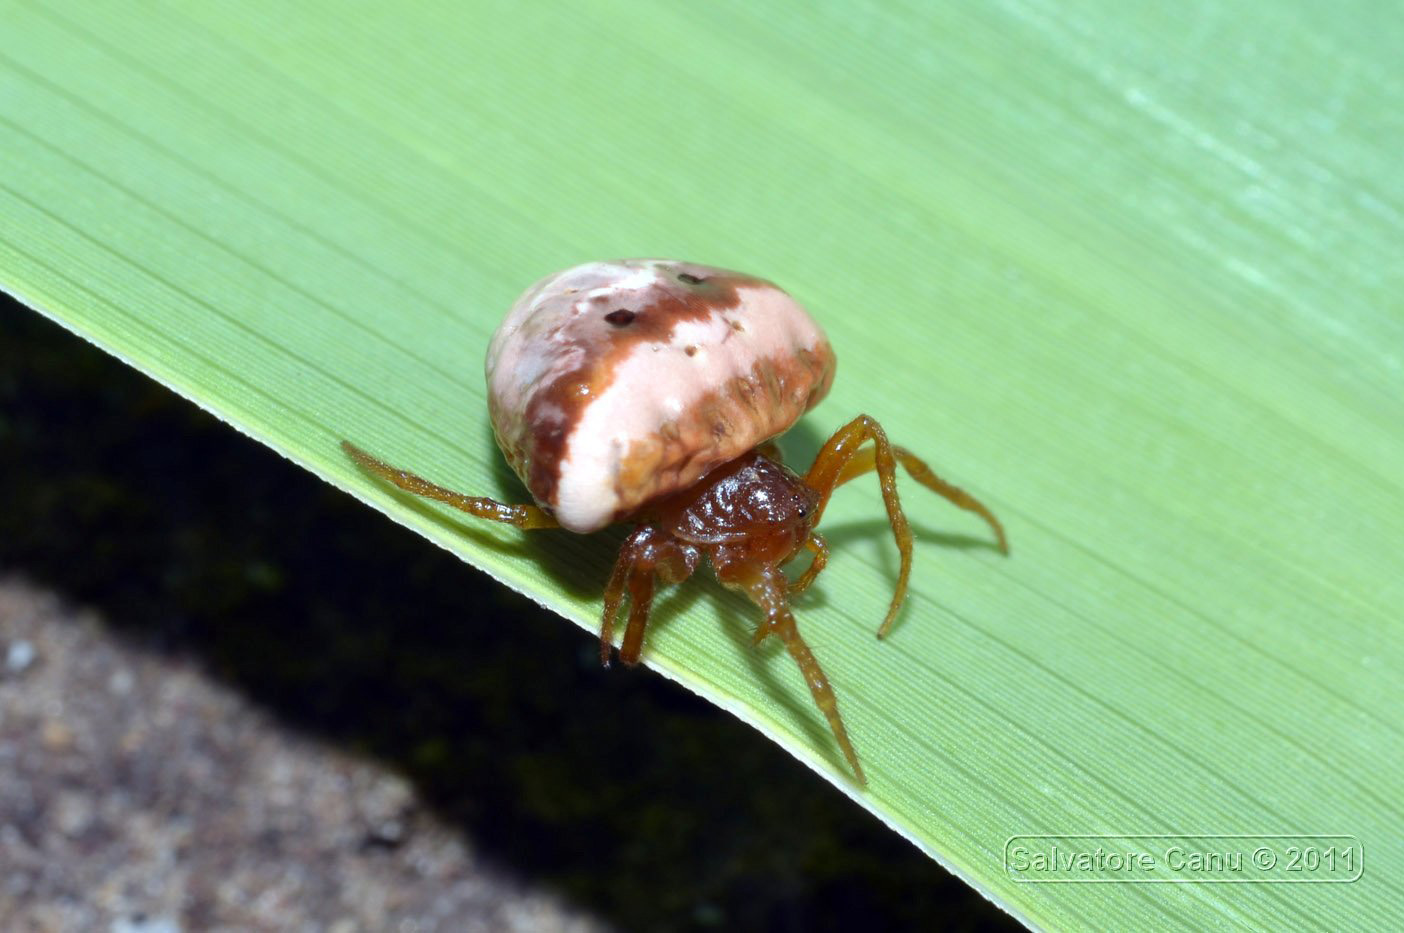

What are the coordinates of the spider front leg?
(742, 565, 865, 784)
(600, 527, 698, 667)
(833, 445, 1008, 555)
(803, 415, 1006, 639)
(786, 532, 830, 596)
(341, 441, 558, 529)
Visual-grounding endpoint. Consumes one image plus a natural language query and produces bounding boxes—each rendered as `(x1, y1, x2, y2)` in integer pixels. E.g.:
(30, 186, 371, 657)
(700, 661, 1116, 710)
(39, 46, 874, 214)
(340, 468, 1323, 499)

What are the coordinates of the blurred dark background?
(0, 290, 1021, 931)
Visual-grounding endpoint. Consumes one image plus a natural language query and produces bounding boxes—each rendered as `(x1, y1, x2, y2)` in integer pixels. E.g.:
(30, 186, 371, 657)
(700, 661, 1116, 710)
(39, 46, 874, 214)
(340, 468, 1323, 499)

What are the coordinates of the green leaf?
(3, 0, 1400, 926)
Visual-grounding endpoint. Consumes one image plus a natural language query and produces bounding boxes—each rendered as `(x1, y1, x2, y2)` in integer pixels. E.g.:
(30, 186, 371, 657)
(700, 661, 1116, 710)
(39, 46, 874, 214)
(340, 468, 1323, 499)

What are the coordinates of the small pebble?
(108, 668, 135, 695)
(6, 639, 36, 673)
(40, 719, 75, 752)
(111, 914, 181, 933)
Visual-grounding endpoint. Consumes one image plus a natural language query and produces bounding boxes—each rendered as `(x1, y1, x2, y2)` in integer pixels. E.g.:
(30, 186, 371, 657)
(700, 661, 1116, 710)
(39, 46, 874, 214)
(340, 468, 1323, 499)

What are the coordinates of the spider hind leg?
(341, 440, 558, 529)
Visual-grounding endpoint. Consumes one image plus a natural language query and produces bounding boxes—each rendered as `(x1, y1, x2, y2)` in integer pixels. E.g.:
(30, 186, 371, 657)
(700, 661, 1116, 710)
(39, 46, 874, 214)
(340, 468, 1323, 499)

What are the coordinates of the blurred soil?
(0, 579, 601, 932)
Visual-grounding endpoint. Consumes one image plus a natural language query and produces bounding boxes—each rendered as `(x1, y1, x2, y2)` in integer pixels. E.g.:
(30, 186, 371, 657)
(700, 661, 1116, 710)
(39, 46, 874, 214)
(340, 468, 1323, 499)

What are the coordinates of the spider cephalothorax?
(343, 259, 1007, 784)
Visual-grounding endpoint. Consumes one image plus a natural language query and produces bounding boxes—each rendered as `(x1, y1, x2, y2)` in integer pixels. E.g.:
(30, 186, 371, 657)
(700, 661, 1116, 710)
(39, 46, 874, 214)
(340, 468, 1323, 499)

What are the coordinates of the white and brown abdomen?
(486, 259, 836, 533)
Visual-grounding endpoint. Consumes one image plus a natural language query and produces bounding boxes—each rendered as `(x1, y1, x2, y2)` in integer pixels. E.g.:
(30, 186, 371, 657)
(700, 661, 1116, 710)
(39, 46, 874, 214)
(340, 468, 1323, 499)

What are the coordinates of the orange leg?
(341, 441, 558, 529)
(786, 532, 830, 596)
(803, 415, 1006, 639)
(600, 527, 698, 667)
(834, 445, 1007, 555)
(802, 416, 913, 639)
(743, 565, 864, 784)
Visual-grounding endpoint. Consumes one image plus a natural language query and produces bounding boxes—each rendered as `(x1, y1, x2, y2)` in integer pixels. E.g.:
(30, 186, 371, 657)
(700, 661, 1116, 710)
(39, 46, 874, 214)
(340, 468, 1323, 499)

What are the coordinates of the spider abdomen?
(487, 260, 835, 532)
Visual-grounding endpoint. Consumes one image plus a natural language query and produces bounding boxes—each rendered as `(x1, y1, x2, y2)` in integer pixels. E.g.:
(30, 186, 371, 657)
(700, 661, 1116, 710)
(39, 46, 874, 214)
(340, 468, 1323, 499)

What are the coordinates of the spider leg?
(600, 527, 697, 667)
(600, 537, 636, 667)
(802, 416, 915, 639)
(744, 566, 865, 784)
(786, 532, 830, 597)
(341, 441, 558, 529)
(832, 445, 1008, 555)
(803, 416, 1008, 638)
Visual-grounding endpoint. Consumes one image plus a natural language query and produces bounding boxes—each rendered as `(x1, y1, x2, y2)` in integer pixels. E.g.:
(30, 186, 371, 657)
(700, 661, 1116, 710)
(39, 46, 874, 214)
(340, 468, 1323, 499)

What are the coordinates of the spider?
(342, 259, 1007, 784)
